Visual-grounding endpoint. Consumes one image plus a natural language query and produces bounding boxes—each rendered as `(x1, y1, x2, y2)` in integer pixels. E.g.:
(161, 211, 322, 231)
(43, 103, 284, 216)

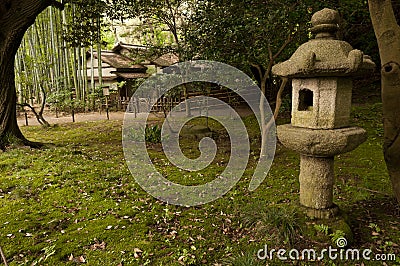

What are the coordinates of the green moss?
(0, 103, 399, 265)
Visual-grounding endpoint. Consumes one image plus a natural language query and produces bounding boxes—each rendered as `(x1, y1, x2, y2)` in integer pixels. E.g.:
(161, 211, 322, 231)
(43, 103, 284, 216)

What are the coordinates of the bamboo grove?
(14, 3, 105, 113)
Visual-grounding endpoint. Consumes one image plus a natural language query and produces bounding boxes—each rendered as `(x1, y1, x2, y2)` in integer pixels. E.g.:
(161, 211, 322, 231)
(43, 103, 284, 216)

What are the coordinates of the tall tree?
(187, 0, 316, 154)
(0, 0, 63, 148)
(187, 0, 313, 94)
(1, 0, 113, 148)
(109, 0, 194, 59)
(111, 0, 197, 116)
(368, 0, 400, 203)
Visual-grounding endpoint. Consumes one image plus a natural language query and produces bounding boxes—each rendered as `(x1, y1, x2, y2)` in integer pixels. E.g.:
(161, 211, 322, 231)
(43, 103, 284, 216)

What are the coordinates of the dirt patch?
(17, 105, 256, 127)
(17, 111, 126, 126)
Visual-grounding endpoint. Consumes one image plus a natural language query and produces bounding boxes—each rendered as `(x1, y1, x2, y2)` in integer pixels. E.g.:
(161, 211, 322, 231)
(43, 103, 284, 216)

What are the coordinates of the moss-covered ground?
(0, 100, 399, 265)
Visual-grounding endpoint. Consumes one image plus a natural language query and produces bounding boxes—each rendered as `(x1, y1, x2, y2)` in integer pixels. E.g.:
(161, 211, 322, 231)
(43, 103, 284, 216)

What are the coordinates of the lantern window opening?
(298, 88, 313, 111)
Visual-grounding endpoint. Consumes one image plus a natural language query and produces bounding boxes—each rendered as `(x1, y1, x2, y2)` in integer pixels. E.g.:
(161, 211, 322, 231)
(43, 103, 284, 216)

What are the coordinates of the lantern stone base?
(277, 124, 367, 218)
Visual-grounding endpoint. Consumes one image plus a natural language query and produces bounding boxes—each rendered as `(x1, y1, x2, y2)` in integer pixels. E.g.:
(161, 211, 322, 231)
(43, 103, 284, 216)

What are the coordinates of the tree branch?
(272, 33, 293, 61)
(18, 103, 40, 120)
(0, 246, 8, 266)
(264, 77, 288, 135)
(39, 85, 46, 116)
(250, 63, 263, 84)
(273, 77, 288, 121)
(17, 102, 50, 127)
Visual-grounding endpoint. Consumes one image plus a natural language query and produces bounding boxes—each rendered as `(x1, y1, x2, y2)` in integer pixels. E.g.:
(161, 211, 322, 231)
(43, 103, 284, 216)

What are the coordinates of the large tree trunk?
(0, 0, 60, 149)
(0, 54, 27, 148)
(368, 0, 400, 203)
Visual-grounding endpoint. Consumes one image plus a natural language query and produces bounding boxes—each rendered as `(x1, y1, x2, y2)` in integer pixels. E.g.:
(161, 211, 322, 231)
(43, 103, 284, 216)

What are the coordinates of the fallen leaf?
(133, 248, 142, 258)
(77, 256, 86, 263)
(68, 254, 86, 263)
(90, 241, 106, 250)
(133, 248, 142, 253)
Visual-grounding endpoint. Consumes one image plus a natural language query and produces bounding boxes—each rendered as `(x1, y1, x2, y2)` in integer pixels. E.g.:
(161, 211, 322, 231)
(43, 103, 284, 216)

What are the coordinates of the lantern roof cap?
(272, 8, 375, 78)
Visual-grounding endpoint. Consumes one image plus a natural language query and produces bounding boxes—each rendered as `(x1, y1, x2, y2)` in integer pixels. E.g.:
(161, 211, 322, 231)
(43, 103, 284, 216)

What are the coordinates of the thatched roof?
(92, 51, 147, 72)
(111, 42, 179, 67)
(87, 50, 149, 81)
(113, 72, 149, 79)
(112, 42, 148, 53)
(151, 53, 179, 67)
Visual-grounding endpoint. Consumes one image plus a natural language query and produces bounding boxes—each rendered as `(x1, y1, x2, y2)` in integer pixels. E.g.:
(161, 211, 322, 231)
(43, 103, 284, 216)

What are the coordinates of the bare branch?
(264, 77, 288, 134)
(250, 63, 263, 82)
(0, 246, 8, 266)
(39, 85, 46, 116)
(18, 103, 38, 116)
(267, 43, 273, 62)
(17, 101, 50, 127)
(272, 33, 293, 61)
(273, 77, 288, 121)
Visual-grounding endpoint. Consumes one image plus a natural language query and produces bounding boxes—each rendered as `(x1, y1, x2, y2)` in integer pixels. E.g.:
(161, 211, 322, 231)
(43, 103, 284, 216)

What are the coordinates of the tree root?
(0, 133, 43, 151)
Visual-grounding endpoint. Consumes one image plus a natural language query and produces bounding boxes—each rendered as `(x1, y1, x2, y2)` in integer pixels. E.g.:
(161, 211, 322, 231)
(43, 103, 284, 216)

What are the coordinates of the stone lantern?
(272, 8, 375, 218)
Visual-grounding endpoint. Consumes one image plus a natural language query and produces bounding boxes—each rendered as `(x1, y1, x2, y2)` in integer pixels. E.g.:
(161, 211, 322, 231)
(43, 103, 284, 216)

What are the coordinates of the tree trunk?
(0, 57, 28, 148)
(0, 0, 62, 149)
(368, 0, 400, 203)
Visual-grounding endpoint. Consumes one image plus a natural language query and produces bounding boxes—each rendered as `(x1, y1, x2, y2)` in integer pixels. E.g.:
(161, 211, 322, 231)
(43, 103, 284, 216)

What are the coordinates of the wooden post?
(25, 111, 28, 126)
(106, 96, 109, 120)
(103, 87, 110, 120)
(135, 97, 139, 113)
(71, 88, 76, 122)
